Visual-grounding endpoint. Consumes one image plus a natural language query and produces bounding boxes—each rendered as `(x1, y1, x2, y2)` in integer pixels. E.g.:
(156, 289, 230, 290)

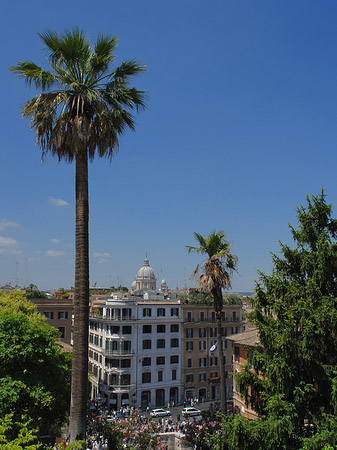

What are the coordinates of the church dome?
(135, 256, 156, 291)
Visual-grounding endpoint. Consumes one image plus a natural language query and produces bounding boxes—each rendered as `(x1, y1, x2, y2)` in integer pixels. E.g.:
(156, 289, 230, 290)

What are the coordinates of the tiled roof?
(227, 328, 259, 346)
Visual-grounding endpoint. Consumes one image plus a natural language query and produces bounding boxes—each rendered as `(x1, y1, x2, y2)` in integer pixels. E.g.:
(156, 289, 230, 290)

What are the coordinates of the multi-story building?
(181, 303, 244, 403)
(32, 297, 73, 344)
(88, 257, 182, 410)
(227, 328, 259, 419)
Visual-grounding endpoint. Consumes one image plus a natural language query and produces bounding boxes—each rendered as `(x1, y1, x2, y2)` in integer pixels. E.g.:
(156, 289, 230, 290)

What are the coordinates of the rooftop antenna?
(13, 259, 19, 287)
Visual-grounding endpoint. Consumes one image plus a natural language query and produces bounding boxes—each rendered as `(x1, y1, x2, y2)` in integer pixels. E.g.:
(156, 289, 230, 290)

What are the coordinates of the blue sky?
(1, 0, 337, 291)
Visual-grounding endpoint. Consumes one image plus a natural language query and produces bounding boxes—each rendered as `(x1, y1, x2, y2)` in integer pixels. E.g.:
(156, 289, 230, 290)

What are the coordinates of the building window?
(234, 346, 240, 362)
(121, 374, 130, 385)
(156, 356, 165, 365)
(170, 355, 179, 364)
(142, 357, 151, 366)
(143, 308, 152, 317)
(143, 325, 152, 334)
(199, 373, 206, 382)
(199, 311, 205, 322)
(158, 371, 163, 382)
(187, 311, 193, 322)
(172, 369, 177, 380)
(121, 359, 131, 368)
(143, 340, 152, 350)
(171, 338, 179, 348)
(186, 328, 193, 338)
(122, 308, 131, 320)
(211, 312, 216, 322)
(157, 324, 166, 333)
(171, 307, 179, 316)
(210, 328, 216, 338)
(170, 324, 179, 333)
(112, 326, 120, 334)
(210, 357, 218, 366)
(199, 328, 206, 338)
(122, 326, 132, 334)
(222, 327, 227, 337)
(157, 308, 165, 317)
(187, 358, 192, 368)
(224, 339, 228, 349)
(157, 339, 165, 349)
(58, 327, 65, 339)
(122, 341, 131, 352)
(199, 357, 206, 367)
(186, 342, 193, 351)
(186, 374, 194, 383)
(142, 372, 151, 383)
(44, 311, 53, 320)
(199, 341, 206, 351)
(58, 311, 68, 319)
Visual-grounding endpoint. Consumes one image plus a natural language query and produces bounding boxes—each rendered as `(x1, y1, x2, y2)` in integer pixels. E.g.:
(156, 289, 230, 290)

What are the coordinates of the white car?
(182, 407, 201, 416)
(150, 408, 171, 417)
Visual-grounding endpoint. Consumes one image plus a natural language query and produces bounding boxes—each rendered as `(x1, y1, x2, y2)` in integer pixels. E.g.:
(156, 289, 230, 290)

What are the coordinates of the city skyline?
(1, 1, 337, 292)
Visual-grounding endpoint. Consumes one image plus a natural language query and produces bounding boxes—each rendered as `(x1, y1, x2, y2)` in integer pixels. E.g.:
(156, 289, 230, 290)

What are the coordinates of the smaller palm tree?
(187, 230, 238, 414)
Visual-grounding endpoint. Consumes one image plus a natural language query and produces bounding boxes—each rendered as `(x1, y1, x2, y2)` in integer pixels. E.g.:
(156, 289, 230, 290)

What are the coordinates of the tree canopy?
(236, 190, 337, 448)
(0, 291, 71, 433)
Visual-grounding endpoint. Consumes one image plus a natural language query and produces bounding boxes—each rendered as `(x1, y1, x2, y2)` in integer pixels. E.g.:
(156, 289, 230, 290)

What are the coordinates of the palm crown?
(187, 230, 238, 293)
(10, 28, 146, 163)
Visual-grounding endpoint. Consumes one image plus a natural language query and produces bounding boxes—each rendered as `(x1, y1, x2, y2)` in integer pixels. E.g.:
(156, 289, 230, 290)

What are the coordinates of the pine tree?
(236, 190, 337, 443)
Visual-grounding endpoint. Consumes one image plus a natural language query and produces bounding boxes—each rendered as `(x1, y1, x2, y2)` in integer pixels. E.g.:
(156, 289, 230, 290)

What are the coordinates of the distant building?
(181, 303, 244, 403)
(31, 297, 73, 344)
(227, 328, 260, 419)
(88, 257, 182, 410)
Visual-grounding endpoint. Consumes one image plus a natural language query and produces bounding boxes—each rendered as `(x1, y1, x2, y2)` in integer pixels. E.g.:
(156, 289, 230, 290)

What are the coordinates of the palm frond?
(11, 29, 147, 164)
(88, 35, 119, 76)
(113, 60, 147, 79)
(9, 62, 57, 90)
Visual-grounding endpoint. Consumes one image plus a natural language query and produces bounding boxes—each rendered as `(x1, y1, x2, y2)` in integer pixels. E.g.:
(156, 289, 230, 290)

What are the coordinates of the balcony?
(103, 349, 135, 357)
(100, 383, 135, 394)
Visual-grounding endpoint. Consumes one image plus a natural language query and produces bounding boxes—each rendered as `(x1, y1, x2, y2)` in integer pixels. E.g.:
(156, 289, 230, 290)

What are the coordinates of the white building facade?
(88, 258, 182, 410)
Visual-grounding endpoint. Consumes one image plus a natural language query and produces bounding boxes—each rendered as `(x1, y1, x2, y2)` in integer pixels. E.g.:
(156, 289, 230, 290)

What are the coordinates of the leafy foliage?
(0, 291, 71, 431)
(235, 190, 337, 447)
(0, 414, 42, 450)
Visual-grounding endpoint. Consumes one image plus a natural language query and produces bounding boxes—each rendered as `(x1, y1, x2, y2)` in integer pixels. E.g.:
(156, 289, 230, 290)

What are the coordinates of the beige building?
(227, 328, 259, 419)
(32, 297, 73, 344)
(181, 303, 244, 404)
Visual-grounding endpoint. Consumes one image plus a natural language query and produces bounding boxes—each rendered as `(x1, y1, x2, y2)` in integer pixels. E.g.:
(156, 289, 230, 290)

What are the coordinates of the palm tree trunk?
(212, 285, 227, 415)
(69, 149, 90, 443)
(216, 310, 227, 415)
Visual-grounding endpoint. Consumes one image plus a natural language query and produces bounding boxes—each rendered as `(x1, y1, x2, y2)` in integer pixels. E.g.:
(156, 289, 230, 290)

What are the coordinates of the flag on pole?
(209, 341, 218, 357)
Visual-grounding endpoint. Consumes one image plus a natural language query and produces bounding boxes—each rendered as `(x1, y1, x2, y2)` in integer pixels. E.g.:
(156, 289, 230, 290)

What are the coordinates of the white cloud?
(93, 252, 111, 258)
(51, 238, 60, 243)
(98, 258, 109, 264)
(0, 236, 17, 246)
(0, 219, 19, 232)
(12, 249, 23, 255)
(49, 197, 70, 207)
(46, 250, 65, 257)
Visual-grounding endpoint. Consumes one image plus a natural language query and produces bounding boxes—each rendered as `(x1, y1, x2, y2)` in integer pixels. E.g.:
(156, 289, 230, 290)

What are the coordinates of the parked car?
(150, 408, 171, 417)
(182, 407, 202, 416)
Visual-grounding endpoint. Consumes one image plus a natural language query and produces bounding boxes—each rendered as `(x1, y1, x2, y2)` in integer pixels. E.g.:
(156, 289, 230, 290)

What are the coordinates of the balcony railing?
(103, 349, 135, 356)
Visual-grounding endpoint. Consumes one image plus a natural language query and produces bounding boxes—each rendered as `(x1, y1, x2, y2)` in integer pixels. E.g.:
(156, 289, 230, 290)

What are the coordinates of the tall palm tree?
(10, 29, 146, 442)
(187, 230, 238, 414)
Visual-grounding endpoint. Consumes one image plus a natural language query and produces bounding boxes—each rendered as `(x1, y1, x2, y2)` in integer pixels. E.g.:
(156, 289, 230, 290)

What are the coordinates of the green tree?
(0, 291, 71, 434)
(236, 190, 337, 446)
(187, 230, 238, 414)
(25, 284, 47, 299)
(10, 29, 146, 442)
(0, 414, 41, 450)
